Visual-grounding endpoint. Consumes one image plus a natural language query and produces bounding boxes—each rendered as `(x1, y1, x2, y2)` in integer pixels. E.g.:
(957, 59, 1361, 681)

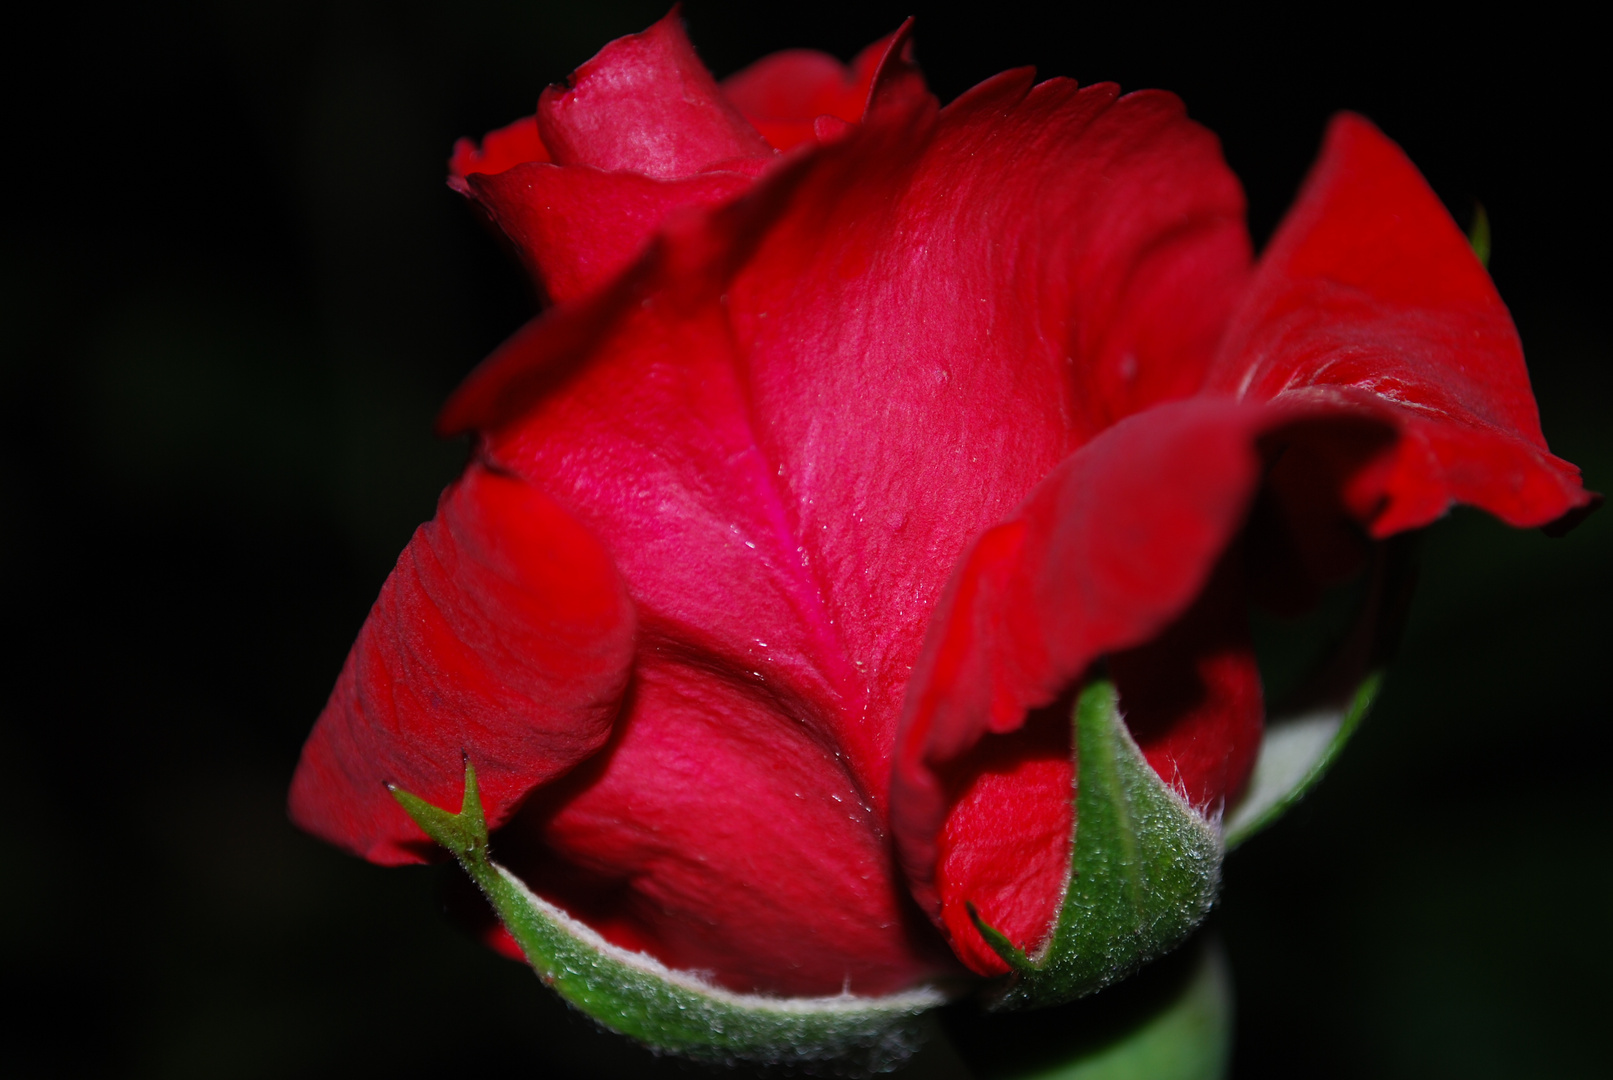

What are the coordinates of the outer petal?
(891, 399, 1390, 972)
(288, 465, 636, 865)
(535, 9, 772, 178)
(441, 191, 927, 992)
(1208, 113, 1594, 535)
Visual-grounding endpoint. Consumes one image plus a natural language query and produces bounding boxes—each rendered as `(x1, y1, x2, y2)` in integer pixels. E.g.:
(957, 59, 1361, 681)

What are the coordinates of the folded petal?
(288, 465, 636, 865)
(1208, 113, 1594, 535)
(892, 399, 1386, 971)
(462, 164, 756, 304)
(536, 10, 772, 179)
(451, 228, 875, 808)
(459, 24, 930, 305)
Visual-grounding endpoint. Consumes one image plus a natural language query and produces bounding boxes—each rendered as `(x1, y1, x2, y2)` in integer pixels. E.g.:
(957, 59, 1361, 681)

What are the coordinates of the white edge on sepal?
(390, 762, 954, 1067)
(494, 862, 950, 1017)
(1222, 673, 1380, 849)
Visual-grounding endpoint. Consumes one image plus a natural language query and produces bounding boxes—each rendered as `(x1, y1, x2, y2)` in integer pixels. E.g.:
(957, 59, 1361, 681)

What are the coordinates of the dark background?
(3, 2, 1607, 1077)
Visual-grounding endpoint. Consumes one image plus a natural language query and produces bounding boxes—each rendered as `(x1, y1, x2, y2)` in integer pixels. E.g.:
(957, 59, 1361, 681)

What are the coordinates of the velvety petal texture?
(291, 11, 1594, 1006)
(537, 9, 772, 178)
(451, 13, 775, 304)
(289, 465, 635, 865)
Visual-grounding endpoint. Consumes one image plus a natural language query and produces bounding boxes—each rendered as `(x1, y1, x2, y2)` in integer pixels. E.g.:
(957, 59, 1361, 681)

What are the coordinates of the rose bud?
(287, 9, 1595, 1064)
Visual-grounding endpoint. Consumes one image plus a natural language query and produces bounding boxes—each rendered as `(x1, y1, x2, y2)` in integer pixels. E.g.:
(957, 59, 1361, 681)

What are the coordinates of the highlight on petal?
(536, 8, 772, 178)
(1209, 112, 1595, 536)
(287, 465, 636, 865)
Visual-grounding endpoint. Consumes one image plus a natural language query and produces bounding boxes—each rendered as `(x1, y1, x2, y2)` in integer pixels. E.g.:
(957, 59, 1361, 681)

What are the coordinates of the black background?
(3, 2, 1608, 1077)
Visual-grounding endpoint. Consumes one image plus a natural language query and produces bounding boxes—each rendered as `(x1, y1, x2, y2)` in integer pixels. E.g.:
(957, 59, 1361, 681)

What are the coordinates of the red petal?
(442, 67, 1251, 824)
(934, 566, 1263, 976)
(721, 50, 867, 151)
(287, 466, 635, 865)
(721, 22, 926, 150)
(535, 10, 772, 179)
(892, 399, 1382, 972)
(721, 74, 1250, 801)
(1112, 554, 1264, 818)
(448, 114, 549, 191)
(463, 164, 755, 304)
(437, 65, 1255, 986)
(932, 699, 1073, 976)
(1209, 113, 1594, 535)
(491, 650, 963, 997)
(457, 238, 879, 811)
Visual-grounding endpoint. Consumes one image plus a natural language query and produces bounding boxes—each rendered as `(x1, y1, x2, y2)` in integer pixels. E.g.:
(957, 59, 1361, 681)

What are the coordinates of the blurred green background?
(2, 2, 1607, 1076)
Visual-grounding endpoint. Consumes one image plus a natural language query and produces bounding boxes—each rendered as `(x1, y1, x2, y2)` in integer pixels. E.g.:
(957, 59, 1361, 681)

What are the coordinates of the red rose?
(288, 8, 1593, 1049)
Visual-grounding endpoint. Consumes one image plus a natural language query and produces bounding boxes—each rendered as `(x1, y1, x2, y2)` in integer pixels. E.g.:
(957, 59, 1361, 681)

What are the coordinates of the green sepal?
(387, 760, 486, 860)
(975, 681, 1223, 1009)
(963, 941, 1233, 1080)
(1222, 671, 1380, 849)
(1038, 944, 1231, 1080)
(390, 762, 950, 1066)
(1225, 532, 1413, 849)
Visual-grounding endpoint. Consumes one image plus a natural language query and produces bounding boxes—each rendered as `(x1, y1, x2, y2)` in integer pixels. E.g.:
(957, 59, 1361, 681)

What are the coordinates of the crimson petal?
(448, 114, 548, 190)
(536, 9, 772, 179)
(1208, 113, 1594, 535)
(462, 164, 757, 305)
(891, 399, 1390, 972)
(288, 465, 635, 865)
